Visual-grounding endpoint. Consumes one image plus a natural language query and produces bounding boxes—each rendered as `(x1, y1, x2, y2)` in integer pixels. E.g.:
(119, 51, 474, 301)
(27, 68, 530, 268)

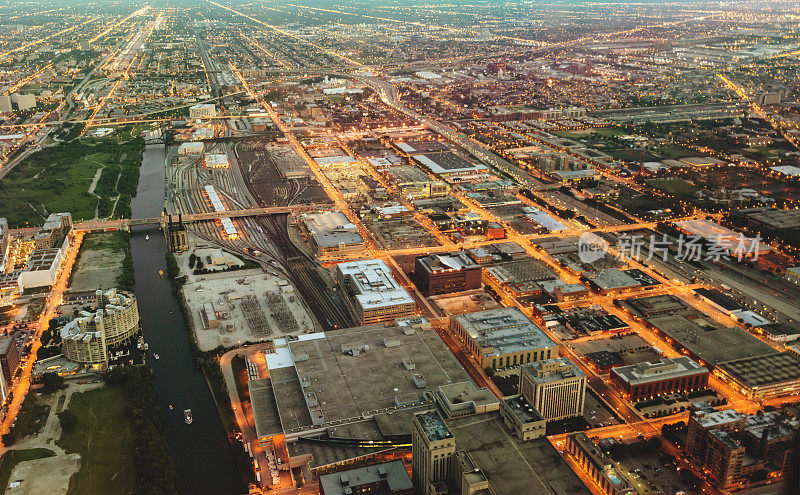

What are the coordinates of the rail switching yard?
(166, 139, 354, 333)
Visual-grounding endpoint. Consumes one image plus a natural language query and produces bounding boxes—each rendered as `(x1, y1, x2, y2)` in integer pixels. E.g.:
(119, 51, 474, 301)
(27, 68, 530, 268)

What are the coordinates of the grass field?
(13, 394, 50, 440)
(656, 146, 696, 160)
(57, 386, 135, 495)
(69, 231, 134, 291)
(0, 139, 143, 227)
(0, 448, 55, 495)
(647, 178, 698, 197)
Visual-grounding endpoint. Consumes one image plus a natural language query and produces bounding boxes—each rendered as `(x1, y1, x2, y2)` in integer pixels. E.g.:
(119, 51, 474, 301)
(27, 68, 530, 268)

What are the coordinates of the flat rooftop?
(590, 268, 640, 291)
(746, 208, 800, 230)
(648, 314, 776, 366)
(318, 460, 412, 495)
(453, 307, 557, 357)
(268, 324, 471, 433)
(611, 356, 707, 386)
(416, 409, 453, 441)
(417, 252, 479, 273)
(717, 352, 800, 389)
(448, 412, 590, 495)
(623, 294, 690, 318)
(522, 357, 585, 384)
(413, 152, 488, 175)
(336, 259, 414, 310)
(486, 258, 558, 283)
(501, 394, 543, 424)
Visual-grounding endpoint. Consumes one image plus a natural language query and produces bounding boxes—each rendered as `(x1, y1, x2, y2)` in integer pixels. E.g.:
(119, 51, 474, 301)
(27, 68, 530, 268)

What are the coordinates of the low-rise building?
(301, 211, 365, 257)
(414, 252, 481, 295)
(715, 352, 800, 400)
(19, 247, 65, 290)
(610, 357, 709, 401)
(319, 460, 413, 495)
(203, 153, 229, 168)
(189, 103, 217, 118)
(566, 432, 635, 495)
(449, 307, 557, 371)
(435, 381, 499, 419)
(336, 259, 416, 325)
(499, 394, 546, 441)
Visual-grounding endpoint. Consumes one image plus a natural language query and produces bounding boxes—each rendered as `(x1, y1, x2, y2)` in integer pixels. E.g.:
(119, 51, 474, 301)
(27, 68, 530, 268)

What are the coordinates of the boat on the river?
(184, 409, 193, 424)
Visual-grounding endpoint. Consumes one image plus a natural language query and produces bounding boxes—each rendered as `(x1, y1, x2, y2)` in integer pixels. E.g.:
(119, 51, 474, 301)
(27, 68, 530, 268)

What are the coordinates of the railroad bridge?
(73, 204, 320, 232)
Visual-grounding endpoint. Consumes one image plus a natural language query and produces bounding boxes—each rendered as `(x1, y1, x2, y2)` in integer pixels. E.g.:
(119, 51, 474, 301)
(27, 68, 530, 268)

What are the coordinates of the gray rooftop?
(416, 409, 453, 441)
(318, 460, 412, 495)
(449, 412, 590, 495)
(611, 356, 707, 386)
(453, 307, 557, 357)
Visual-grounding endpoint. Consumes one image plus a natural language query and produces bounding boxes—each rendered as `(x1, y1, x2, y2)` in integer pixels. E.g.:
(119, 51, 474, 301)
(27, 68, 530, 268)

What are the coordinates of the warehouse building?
(449, 307, 557, 371)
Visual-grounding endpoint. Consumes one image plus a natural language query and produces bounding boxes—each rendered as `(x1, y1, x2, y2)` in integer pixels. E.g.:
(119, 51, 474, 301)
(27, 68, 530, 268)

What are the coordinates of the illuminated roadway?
(0, 232, 84, 447)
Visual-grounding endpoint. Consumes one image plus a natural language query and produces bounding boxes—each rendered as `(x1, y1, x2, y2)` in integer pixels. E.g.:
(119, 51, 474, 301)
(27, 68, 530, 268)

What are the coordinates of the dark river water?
(129, 144, 245, 494)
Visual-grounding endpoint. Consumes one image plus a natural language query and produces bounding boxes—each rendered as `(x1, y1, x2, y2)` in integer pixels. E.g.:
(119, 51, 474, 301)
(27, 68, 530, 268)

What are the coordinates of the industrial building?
(189, 103, 217, 118)
(449, 307, 558, 371)
(336, 259, 416, 325)
(610, 357, 709, 401)
(414, 252, 481, 295)
(519, 357, 586, 422)
(300, 211, 365, 257)
(482, 258, 558, 300)
(715, 352, 800, 400)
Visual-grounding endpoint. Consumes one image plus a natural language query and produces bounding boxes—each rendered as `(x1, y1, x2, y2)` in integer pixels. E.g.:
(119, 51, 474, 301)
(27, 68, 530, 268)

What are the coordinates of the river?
(129, 144, 245, 494)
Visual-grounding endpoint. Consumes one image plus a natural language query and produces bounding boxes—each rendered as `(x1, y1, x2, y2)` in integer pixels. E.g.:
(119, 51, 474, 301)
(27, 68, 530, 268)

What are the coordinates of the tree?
(57, 410, 78, 433)
(41, 372, 64, 393)
(2, 431, 16, 446)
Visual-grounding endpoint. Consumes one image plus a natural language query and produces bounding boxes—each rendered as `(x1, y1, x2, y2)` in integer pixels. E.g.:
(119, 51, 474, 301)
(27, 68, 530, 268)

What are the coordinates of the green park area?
(56, 367, 178, 495)
(0, 138, 144, 227)
(57, 386, 136, 495)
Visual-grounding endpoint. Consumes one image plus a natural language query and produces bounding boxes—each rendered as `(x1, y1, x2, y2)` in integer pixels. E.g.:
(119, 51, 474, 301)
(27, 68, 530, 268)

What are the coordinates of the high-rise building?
(411, 410, 456, 494)
(60, 289, 140, 364)
(685, 409, 747, 464)
(520, 357, 586, 422)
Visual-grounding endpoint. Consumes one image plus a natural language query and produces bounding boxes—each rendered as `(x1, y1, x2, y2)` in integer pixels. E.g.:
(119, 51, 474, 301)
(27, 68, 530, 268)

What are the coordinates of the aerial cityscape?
(0, 0, 799, 494)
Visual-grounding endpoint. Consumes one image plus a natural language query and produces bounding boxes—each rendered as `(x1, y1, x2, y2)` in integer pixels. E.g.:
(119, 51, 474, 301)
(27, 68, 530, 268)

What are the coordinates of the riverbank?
(129, 144, 244, 494)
